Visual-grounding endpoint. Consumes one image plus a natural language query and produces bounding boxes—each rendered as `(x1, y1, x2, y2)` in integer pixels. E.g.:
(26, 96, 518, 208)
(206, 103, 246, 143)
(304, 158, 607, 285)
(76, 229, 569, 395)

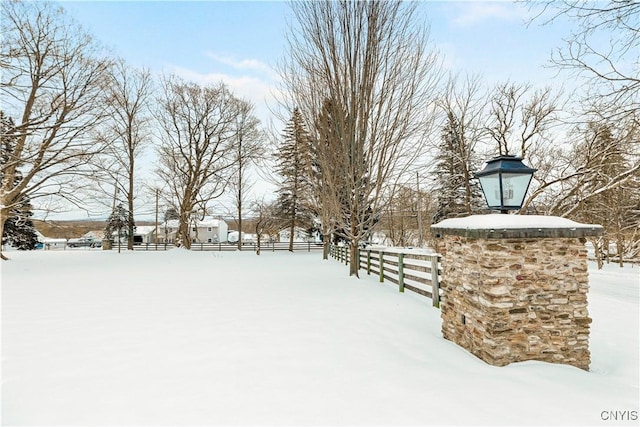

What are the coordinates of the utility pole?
(154, 188, 159, 249)
(112, 176, 119, 211)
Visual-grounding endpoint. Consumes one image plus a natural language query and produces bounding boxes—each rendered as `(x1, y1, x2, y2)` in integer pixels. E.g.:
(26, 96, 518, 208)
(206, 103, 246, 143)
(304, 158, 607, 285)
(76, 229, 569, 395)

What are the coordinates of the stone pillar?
(431, 215, 602, 371)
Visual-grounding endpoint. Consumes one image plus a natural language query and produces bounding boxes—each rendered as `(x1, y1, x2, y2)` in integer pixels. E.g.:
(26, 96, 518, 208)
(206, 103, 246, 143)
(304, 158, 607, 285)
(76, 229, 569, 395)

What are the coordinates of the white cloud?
(166, 65, 283, 127)
(205, 52, 278, 80)
(451, 2, 530, 27)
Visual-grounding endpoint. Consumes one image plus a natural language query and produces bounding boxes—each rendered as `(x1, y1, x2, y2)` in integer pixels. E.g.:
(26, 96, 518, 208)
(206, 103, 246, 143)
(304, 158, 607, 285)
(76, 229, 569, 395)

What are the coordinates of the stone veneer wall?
(439, 235, 591, 370)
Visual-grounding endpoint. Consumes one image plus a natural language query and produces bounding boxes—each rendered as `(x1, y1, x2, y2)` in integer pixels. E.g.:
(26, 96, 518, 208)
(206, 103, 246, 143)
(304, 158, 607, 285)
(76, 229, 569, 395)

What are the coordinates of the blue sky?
(55, 1, 579, 220)
(61, 1, 575, 125)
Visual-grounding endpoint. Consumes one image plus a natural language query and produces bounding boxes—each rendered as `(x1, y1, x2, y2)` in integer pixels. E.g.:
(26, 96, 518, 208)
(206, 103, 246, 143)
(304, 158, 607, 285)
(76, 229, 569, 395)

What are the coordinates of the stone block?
(436, 233, 593, 371)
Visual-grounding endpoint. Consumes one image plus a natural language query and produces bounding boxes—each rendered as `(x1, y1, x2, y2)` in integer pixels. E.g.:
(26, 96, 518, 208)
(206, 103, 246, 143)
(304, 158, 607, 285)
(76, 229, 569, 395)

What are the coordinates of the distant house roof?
(135, 225, 157, 236)
(35, 230, 63, 242)
(82, 230, 104, 239)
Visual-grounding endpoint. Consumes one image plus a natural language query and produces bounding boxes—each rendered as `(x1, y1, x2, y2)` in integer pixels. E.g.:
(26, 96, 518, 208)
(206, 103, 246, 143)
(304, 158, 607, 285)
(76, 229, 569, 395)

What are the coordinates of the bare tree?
(486, 82, 561, 159)
(95, 59, 153, 250)
(0, 1, 112, 260)
(382, 184, 419, 247)
(251, 198, 280, 255)
(528, 0, 639, 121)
(521, 115, 640, 217)
(558, 119, 640, 266)
(228, 98, 264, 251)
(279, 1, 442, 276)
(155, 76, 239, 249)
(310, 98, 349, 259)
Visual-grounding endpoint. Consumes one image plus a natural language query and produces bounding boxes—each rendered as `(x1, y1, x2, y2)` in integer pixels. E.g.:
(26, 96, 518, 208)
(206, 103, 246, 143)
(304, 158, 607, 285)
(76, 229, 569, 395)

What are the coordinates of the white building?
(133, 226, 157, 244)
(278, 226, 313, 243)
(228, 231, 257, 245)
(161, 217, 228, 244)
(35, 231, 67, 250)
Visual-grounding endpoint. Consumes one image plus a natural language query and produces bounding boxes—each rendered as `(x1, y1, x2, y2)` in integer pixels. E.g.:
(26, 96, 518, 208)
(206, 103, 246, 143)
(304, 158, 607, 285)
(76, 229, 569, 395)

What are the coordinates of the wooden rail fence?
(131, 241, 323, 252)
(329, 245, 442, 307)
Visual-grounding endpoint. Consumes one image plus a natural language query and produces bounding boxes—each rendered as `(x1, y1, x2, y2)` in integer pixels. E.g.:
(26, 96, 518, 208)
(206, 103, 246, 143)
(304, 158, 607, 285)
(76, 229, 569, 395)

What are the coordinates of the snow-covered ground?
(1, 249, 638, 426)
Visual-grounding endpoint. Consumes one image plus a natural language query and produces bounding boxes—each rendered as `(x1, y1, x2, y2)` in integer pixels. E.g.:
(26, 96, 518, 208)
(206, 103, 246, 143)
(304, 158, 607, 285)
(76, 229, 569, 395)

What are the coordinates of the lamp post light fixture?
(475, 155, 537, 214)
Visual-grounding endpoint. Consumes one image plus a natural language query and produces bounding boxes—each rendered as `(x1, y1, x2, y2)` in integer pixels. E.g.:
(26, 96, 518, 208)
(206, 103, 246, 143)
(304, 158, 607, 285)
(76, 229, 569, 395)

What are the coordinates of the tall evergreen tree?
(2, 198, 38, 250)
(104, 203, 133, 253)
(274, 108, 314, 251)
(433, 112, 484, 223)
(1, 111, 38, 250)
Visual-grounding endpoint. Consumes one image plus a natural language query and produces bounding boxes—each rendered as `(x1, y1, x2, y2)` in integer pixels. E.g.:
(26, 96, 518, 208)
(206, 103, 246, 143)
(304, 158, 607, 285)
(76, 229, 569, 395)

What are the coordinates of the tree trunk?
(591, 237, 604, 270)
(127, 162, 135, 250)
(617, 233, 624, 267)
(237, 214, 243, 251)
(288, 220, 295, 252)
(127, 206, 134, 251)
(322, 240, 329, 260)
(349, 243, 359, 277)
(349, 204, 360, 277)
(237, 152, 243, 252)
(177, 219, 191, 249)
(0, 206, 9, 260)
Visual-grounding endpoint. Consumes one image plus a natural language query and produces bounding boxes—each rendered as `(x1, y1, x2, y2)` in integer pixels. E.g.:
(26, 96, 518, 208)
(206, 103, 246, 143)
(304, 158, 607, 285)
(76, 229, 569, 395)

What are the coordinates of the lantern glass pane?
(478, 174, 501, 207)
(502, 173, 533, 207)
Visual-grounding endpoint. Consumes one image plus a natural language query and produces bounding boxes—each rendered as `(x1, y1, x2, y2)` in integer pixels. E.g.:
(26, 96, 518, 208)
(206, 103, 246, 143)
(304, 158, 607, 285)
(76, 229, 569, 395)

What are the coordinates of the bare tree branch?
(1, 1, 113, 260)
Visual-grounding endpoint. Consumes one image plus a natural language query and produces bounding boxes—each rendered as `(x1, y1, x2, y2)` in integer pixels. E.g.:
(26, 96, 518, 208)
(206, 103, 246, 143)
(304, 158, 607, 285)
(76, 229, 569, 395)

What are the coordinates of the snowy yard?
(1, 249, 638, 426)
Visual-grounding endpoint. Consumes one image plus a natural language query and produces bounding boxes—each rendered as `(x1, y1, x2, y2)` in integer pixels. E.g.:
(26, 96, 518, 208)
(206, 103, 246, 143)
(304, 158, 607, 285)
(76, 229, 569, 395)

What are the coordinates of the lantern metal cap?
(474, 155, 537, 177)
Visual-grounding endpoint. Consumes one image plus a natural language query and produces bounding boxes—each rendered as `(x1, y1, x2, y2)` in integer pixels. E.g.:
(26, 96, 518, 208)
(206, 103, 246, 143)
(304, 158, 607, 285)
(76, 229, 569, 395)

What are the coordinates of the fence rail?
(131, 241, 323, 252)
(330, 245, 442, 307)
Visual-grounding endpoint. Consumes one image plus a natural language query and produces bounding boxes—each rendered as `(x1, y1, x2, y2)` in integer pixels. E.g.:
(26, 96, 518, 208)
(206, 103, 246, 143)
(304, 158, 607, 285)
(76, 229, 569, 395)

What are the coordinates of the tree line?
(268, 0, 639, 273)
(2, 0, 638, 269)
(0, 1, 266, 258)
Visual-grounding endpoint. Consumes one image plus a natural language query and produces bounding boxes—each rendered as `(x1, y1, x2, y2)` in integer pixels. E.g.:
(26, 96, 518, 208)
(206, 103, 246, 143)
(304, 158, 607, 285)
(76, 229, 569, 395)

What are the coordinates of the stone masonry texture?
(438, 235, 591, 370)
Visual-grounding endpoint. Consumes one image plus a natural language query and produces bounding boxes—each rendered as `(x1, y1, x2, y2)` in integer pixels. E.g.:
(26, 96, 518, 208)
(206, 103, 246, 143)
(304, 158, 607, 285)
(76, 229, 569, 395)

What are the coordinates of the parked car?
(67, 237, 101, 248)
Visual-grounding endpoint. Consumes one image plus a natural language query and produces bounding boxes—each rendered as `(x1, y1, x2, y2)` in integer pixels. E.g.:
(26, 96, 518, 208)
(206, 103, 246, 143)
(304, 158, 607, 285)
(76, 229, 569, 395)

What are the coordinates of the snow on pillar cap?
(431, 214, 603, 239)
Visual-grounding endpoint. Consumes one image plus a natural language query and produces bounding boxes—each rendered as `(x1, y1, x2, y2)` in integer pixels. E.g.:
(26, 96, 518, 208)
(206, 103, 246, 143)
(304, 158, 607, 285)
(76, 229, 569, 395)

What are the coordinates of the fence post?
(367, 250, 371, 275)
(379, 251, 384, 283)
(356, 247, 360, 271)
(431, 256, 440, 308)
(398, 252, 404, 293)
